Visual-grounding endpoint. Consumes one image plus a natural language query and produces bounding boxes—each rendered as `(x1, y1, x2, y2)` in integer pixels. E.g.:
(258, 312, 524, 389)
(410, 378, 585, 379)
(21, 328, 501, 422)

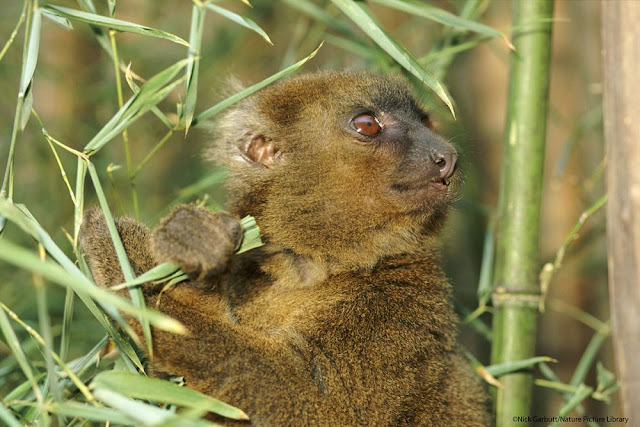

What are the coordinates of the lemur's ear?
(243, 134, 282, 169)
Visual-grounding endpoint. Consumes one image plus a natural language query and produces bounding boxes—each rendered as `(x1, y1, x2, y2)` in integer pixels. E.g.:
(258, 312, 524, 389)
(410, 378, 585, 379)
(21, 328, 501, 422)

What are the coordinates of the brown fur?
(80, 71, 490, 426)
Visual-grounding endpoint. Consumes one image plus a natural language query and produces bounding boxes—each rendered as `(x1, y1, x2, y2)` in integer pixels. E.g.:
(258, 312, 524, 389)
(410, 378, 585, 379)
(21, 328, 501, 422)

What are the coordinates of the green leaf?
(0, 404, 23, 427)
(110, 262, 184, 291)
(124, 66, 174, 129)
(237, 215, 263, 254)
(329, 0, 455, 117)
(486, 356, 556, 377)
(368, 0, 503, 39)
(112, 214, 262, 291)
(183, 5, 206, 135)
(16, 6, 42, 130)
(0, 308, 42, 404)
(41, 8, 73, 29)
(3, 373, 46, 402)
(92, 388, 176, 425)
(76, 0, 98, 14)
(595, 362, 616, 392)
(84, 58, 191, 153)
(193, 43, 323, 125)
(554, 383, 594, 424)
(206, 4, 272, 45)
(19, 86, 33, 130)
(49, 402, 135, 425)
(92, 371, 249, 420)
(0, 237, 185, 335)
(20, 7, 41, 94)
(0, 193, 145, 372)
(174, 169, 228, 203)
(281, 0, 356, 37)
(42, 5, 189, 47)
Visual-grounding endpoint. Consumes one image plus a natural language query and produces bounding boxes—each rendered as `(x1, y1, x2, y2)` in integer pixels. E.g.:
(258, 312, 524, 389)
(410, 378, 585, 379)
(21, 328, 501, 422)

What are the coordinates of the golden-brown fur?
(80, 71, 490, 426)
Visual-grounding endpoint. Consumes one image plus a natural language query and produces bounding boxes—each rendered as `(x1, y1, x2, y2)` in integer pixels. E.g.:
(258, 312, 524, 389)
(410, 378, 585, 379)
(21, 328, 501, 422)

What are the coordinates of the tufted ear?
(243, 134, 282, 169)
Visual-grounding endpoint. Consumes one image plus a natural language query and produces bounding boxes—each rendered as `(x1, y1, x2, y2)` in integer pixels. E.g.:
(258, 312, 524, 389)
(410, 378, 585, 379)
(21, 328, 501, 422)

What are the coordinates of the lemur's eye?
(352, 112, 382, 136)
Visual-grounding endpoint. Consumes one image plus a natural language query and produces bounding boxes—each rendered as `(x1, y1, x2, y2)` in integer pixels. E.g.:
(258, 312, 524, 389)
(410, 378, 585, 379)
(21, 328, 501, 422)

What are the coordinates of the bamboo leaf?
(92, 388, 175, 425)
(0, 301, 94, 404)
(0, 307, 42, 403)
(552, 383, 594, 426)
(368, 0, 503, 39)
(329, 0, 455, 117)
(174, 169, 228, 203)
(595, 362, 616, 392)
(237, 215, 263, 253)
(84, 58, 191, 153)
(110, 262, 183, 291)
(568, 323, 611, 389)
(3, 373, 46, 402)
(193, 43, 323, 125)
(16, 6, 41, 130)
(42, 5, 189, 47)
(19, 87, 33, 131)
(92, 371, 249, 420)
(206, 4, 272, 45)
(76, 0, 98, 14)
(486, 356, 556, 377)
(281, 0, 356, 37)
(124, 64, 174, 129)
(41, 8, 73, 29)
(49, 402, 135, 425)
(183, 5, 206, 135)
(0, 404, 22, 427)
(112, 214, 262, 292)
(65, 335, 109, 374)
(20, 6, 41, 94)
(0, 194, 144, 371)
(0, 238, 185, 335)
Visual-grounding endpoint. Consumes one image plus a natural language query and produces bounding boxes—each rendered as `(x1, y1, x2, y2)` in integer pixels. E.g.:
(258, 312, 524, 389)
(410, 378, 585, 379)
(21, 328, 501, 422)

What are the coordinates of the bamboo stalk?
(491, 1, 554, 425)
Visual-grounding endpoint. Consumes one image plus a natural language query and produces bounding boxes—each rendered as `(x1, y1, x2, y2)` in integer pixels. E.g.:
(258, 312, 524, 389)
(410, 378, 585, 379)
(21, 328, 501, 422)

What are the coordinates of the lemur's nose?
(431, 151, 458, 180)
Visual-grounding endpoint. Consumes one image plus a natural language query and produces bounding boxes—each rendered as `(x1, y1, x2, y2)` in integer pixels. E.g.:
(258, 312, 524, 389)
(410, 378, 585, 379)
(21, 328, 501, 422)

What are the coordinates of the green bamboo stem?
(491, 1, 554, 425)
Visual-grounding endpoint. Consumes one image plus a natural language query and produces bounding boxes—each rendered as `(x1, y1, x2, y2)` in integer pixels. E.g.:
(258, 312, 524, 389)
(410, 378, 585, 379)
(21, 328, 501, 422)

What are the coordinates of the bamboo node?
(491, 291, 540, 308)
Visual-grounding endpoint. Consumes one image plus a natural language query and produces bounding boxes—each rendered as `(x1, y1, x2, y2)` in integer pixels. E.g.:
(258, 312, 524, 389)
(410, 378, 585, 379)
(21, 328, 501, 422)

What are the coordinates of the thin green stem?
(1, 0, 36, 200)
(0, 301, 96, 404)
(109, 29, 139, 219)
(33, 246, 64, 423)
(0, 0, 28, 63)
(539, 194, 606, 310)
(131, 128, 175, 179)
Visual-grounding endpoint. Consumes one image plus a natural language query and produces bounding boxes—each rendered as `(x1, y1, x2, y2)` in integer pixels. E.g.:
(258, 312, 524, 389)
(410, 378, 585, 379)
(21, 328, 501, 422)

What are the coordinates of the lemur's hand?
(151, 205, 243, 287)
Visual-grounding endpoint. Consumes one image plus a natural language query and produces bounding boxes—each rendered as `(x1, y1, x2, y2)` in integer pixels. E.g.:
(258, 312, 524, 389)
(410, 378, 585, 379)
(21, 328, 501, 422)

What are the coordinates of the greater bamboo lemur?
(81, 72, 491, 426)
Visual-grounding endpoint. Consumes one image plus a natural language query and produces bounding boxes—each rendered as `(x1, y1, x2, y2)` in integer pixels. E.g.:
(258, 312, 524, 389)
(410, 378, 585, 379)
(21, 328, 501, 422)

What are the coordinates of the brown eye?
(352, 113, 381, 136)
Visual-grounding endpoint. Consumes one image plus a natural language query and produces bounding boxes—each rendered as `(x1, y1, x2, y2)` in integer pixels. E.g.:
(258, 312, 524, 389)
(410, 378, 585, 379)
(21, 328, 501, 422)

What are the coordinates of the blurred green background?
(0, 0, 610, 422)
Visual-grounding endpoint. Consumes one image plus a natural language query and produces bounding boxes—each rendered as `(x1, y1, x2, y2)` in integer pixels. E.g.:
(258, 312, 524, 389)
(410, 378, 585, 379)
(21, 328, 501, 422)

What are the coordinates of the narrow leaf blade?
(92, 371, 249, 420)
(43, 5, 189, 47)
(330, 0, 455, 117)
(206, 4, 272, 45)
(193, 43, 323, 125)
(369, 0, 503, 39)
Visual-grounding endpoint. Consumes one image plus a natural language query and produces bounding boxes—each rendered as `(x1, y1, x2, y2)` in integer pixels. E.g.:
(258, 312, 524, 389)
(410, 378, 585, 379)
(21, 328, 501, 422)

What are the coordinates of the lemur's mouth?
(429, 177, 451, 188)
